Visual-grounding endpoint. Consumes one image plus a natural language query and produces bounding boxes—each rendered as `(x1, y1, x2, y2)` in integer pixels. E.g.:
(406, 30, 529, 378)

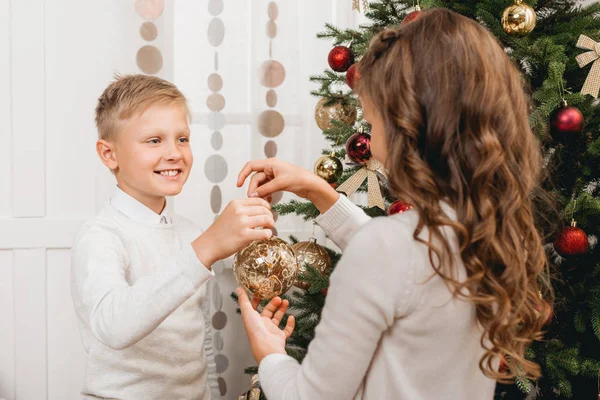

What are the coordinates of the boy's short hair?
(95, 74, 189, 141)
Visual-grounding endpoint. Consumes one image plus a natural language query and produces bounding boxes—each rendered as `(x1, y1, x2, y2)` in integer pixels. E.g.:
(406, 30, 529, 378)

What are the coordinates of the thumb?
(237, 288, 256, 320)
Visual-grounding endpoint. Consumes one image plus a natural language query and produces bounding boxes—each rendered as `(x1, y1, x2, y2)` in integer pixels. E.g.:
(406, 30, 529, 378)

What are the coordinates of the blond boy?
(71, 74, 274, 399)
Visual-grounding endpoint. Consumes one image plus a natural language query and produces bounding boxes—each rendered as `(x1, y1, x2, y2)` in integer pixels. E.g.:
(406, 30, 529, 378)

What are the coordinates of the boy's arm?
(71, 224, 213, 350)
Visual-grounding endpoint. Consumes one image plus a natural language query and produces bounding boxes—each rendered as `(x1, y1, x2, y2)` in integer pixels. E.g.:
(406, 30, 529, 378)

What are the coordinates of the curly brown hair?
(356, 8, 553, 382)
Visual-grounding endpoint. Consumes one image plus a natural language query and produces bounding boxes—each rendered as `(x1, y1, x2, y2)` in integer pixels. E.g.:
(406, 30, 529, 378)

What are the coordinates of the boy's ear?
(96, 139, 119, 171)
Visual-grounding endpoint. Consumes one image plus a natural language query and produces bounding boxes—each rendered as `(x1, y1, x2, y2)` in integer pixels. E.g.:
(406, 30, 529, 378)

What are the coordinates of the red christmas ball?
(553, 221, 589, 257)
(328, 46, 355, 73)
(322, 288, 328, 296)
(544, 303, 554, 325)
(346, 64, 360, 90)
(388, 200, 413, 215)
(534, 301, 554, 325)
(550, 103, 584, 139)
(346, 132, 372, 164)
(499, 356, 509, 373)
(401, 10, 422, 25)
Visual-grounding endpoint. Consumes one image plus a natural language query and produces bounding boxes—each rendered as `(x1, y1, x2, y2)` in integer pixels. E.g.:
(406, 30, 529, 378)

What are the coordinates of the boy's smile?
(155, 169, 183, 179)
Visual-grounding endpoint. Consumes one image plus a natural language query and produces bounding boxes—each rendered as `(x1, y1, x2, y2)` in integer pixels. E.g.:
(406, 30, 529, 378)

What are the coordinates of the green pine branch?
(273, 200, 320, 221)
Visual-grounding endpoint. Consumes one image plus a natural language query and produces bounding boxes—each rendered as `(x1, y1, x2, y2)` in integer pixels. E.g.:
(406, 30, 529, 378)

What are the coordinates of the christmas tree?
(236, 1, 600, 399)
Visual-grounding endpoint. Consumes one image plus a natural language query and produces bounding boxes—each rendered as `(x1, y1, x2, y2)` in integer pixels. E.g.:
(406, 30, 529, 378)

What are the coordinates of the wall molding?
(0, 218, 83, 249)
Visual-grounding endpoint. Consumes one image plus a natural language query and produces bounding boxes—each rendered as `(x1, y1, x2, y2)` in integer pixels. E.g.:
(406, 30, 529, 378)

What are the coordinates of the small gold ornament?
(292, 238, 332, 290)
(314, 98, 357, 132)
(314, 154, 343, 183)
(501, 0, 536, 37)
(233, 236, 298, 300)
(237, 374, 262, 400)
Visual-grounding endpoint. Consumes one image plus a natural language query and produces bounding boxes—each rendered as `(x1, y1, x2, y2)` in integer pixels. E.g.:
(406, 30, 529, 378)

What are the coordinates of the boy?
(71, 74, 274, 399)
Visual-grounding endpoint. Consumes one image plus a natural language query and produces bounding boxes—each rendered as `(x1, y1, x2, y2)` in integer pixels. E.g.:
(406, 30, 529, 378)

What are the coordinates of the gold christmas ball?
(233, 236, 299, 299)
(292, 238, 332, 290)
(314, 98, 357, 131)
(314, 155, 343, 184)
(501, 0, 536, 37)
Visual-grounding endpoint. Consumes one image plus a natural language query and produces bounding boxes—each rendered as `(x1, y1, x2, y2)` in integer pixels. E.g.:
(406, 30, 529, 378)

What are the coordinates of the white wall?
(0, 0, 359, 399)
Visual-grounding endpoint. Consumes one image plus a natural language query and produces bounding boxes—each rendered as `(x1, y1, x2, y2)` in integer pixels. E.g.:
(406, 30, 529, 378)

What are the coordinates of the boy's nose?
(165, 142, 183, 161)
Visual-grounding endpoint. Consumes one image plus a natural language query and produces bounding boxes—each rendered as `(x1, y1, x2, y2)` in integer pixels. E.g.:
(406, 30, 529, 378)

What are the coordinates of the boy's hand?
(192, 198, 274, 268)
(237, 158, 339, 214)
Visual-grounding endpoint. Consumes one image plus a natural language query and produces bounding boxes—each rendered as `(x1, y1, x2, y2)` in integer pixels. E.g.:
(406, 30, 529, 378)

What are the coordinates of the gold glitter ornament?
(233, 236, 299, 299)
(501, 0, 536, 37)
(314, 154, 343, 184)
(292, 238, 332, 290)
(314, 98, 357, 131)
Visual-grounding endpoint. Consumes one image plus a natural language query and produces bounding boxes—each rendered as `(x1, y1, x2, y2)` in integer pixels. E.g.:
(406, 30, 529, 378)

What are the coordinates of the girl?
(236, 8, 551, 399)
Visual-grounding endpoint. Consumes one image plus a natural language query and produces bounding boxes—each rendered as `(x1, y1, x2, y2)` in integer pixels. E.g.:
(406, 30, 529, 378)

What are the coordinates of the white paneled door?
(0, 0, 175, 398)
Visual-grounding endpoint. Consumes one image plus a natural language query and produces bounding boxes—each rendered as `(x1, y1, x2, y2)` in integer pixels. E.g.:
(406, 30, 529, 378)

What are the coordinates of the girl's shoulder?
(363, 207, 420, 239)
(348, 209, 420, 262)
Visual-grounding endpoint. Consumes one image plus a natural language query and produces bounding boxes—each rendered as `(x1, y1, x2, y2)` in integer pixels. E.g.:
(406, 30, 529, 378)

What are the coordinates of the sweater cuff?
(259, 353, 299, 392)
(315, 195, 356, 235)
(315, 195, 370, 250)
(179, 244, 214, 290)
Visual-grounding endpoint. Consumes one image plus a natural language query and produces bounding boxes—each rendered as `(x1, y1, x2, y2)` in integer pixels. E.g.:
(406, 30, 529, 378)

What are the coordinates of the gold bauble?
(314, 98, 357, 131)
(292, 238, 332, 290)
(314, 155, 343, 184)
(233, 236, 298, 299)
(501, 0, 536, 37)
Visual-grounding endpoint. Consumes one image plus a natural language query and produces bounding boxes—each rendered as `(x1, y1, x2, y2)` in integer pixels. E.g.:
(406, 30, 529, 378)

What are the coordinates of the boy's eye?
(147, 138, 160, 144)
(179, 137, 190, 143)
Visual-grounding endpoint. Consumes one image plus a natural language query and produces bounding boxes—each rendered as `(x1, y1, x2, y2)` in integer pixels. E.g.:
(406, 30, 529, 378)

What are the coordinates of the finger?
(236, 288, 257, 318)
(243, 206, 274, 217)
(238, 160, 270, 187)
(247, 215, 275, 229)
(249, 179, 287, 199)
(248, 172, 269, 197)
(265, 195, 272, 203)
(271, 299, 289, 326)
(283, 315, 295, 338)
(247, 228, 273, 241)
(250, 295, 261, 311)
(237, 197, 271, 209)
(260, 297, 282, 319)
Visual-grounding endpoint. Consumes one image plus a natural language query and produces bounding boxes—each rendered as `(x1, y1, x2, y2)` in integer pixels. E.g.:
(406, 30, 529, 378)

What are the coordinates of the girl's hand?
(237, 288, 295, 365)
(237, 158, 339, 214)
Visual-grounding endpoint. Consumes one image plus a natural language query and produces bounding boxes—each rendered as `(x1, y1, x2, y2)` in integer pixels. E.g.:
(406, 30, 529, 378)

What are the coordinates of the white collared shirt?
(71, 187, 219, 400)
(110, 186, 173, 225)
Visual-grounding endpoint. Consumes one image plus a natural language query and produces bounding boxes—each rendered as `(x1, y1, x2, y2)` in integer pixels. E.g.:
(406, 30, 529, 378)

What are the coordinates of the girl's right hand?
(237, 158, 340, 214)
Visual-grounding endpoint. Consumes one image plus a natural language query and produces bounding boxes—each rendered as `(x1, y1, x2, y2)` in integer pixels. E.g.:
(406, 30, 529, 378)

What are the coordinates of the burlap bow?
(337, 158, 386, 210)
(352, 0, 369, 12)
(576, 35, 600, 98)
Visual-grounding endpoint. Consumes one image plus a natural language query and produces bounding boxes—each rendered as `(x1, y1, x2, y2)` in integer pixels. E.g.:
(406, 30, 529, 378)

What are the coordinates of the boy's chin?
(152, 181, 185, 197)
(159, 186, 184, 197)
(153, 176, 188, 197)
